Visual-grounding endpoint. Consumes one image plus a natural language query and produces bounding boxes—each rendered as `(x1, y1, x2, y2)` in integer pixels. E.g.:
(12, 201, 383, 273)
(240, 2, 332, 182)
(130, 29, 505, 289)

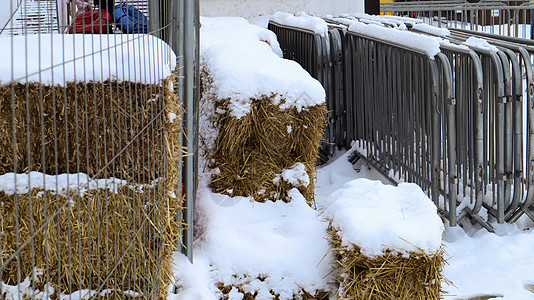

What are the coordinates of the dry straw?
(0, 77, 183, 299)
(330, 230, 446, 300)
(0, 183, 180, 298)
(0, 80, 175, 183)
(202, 72, 327, 204)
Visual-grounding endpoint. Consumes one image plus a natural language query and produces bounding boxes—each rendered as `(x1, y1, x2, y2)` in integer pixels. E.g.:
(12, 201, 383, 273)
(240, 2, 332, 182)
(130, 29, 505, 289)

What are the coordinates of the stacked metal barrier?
(381, 0, 534, 39)
(269, 15, 534, 230)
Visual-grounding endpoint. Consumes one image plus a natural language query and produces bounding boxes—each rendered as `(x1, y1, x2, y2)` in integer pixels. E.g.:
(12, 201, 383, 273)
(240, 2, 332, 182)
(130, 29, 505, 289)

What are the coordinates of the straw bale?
(0, 79, 177, 183)
(330, 230, 446, 300)
(202, 74, 326, 204)
(0, 181, 181, 299)
(0, 74, 184, 299)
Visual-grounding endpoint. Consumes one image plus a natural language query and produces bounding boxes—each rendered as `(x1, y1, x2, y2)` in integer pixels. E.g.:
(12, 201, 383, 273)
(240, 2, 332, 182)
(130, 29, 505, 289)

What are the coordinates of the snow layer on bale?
(271, 12, 329, 37)
(463, 36, 499, 53)
(0, 34, 176, 85)
(323, 178, 444, 257)
(173, 178, 332, 298)
(0, 172, 152, 196)
(200, 17, 325, 118)
(412, 23, 450, 37)
(348, 20, 442, 59)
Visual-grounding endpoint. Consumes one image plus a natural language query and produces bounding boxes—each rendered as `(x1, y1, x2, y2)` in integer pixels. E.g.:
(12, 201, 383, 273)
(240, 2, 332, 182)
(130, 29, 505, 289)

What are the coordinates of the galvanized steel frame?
(381, 0, 534, 39)
(270, 17, 534, 229)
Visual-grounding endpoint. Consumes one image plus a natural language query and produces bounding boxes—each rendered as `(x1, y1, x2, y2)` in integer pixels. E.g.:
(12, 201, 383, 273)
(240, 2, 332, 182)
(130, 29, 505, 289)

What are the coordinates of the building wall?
(200, 0, 365, 18)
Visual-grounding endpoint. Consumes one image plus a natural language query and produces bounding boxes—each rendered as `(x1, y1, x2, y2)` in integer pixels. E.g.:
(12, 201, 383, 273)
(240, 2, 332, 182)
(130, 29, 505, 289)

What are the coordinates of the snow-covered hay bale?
(324, 179, 446, 299)
(0, 174, 181, 298)
(0, 35, 183, 298)
(200, 17, 326, 204)
(0, 34, 179, 183)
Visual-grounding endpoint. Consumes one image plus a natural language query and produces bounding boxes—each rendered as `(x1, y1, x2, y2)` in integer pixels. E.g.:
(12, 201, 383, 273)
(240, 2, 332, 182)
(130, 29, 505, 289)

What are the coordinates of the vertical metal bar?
(181, 0, 200, 263)
(437, 53, 456, 226)
(430, 58, 441, 209)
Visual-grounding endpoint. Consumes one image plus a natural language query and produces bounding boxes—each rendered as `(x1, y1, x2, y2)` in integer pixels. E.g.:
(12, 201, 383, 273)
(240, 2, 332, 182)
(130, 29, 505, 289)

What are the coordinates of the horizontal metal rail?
(381, 0, 534, 39)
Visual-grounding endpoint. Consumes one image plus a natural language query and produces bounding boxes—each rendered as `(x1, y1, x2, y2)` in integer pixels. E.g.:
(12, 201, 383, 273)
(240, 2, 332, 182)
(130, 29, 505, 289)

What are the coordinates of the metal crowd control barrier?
(341, 29, 465, 226)
(269, 17, 534, 229)
(444, 29, 534, 223)
(268, 21, 343, 162)
(381, 0, 534, 39)
(436, 44, 488, 228)
(410, 25, 534, 226)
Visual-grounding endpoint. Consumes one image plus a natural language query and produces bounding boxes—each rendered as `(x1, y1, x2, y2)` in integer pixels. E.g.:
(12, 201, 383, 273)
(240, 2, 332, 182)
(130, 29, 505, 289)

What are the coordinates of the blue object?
(114, 4, 148, 34)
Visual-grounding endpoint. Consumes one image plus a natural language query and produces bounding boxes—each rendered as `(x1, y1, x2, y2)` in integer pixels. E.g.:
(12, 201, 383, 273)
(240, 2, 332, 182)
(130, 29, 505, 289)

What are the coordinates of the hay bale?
(201, 73, 326, 204)
(0, 75, 184, 299)
(0, 79, 176, 183)
(0, 179, 181, 298)
(323, 179, 447, 299)
(330, 230, 445, 300)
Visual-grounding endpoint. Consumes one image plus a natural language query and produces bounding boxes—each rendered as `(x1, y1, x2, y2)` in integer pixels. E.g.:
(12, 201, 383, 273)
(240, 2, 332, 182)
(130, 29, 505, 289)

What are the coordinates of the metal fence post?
(181, 0, 200, 263)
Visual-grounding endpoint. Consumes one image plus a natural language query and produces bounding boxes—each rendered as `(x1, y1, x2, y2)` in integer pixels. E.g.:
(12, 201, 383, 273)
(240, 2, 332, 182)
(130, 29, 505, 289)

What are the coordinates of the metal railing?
(381, 0, 534, 39)
(270, 15, 534, 230)
(0, 0, 199, 298)
(268, 21, 339, 162)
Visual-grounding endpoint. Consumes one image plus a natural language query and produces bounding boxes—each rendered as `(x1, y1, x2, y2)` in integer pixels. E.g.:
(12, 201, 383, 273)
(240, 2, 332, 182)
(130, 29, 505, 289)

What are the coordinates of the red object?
(68, 10, 112, 34)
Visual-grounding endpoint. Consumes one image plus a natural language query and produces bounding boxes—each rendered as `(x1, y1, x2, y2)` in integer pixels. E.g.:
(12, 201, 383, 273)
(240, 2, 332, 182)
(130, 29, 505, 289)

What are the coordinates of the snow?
(172, 149, 534, 299)
(272, 162, 310, 187)
(271, 12, 329, 37)
(0, 34, 176, 85)
(323, 178, 444, 257)
(1, 272, 141, 300)
(412, 23, 450, 37)
(463, 36, 500, 53)
(0, 172, 155, 196)
(168, 112, 178, 123)
(444, 224, 534, 300)
(338, 13, 408, 30)
(172, 179, 333, 298)
(200, 17, 326, 118)
(183, 14, 534, 300)
(2, 10, 533, 300)
(200, 0, 364, 20)
(347, 19, 442, 59)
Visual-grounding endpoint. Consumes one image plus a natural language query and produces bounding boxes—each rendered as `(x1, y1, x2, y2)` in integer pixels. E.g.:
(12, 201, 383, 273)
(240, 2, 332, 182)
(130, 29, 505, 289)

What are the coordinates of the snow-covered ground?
(0, 5, 532, 298)
(171, 150, 534, 299)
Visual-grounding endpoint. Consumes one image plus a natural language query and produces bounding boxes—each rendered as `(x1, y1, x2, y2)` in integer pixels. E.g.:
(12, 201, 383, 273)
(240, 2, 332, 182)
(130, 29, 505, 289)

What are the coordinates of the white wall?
(200, 0, 364, 18)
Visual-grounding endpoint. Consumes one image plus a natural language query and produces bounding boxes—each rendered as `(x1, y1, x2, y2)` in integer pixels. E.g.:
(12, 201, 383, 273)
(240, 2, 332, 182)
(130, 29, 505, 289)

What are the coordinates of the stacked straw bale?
(201, 72, 326, 204)
(330, 229, 445, 300)
(0, 80, 175, 183)
(0, 78, 183, 299)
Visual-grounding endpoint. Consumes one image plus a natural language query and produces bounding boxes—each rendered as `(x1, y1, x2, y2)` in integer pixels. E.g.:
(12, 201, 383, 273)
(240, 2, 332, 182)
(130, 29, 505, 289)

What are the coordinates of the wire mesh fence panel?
(0, 0, 183, 298)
